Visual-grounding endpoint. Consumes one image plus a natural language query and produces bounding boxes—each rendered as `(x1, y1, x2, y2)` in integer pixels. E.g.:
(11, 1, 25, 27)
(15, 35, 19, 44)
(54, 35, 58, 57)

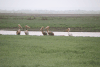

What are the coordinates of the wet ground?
(0, 30, 100, 37)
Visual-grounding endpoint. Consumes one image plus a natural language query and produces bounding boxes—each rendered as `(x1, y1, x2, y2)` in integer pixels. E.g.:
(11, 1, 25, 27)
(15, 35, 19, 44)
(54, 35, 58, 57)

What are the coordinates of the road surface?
(0, 30, 100, 37)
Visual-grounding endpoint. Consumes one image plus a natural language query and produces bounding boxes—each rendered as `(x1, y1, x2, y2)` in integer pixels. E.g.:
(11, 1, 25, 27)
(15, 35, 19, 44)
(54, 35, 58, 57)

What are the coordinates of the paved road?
(0, 30, 100, 37)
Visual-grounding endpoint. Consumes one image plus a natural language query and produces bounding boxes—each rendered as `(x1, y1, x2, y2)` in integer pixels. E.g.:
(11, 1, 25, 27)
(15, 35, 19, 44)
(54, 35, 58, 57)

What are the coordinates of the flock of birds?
(16, 24, 73, 36)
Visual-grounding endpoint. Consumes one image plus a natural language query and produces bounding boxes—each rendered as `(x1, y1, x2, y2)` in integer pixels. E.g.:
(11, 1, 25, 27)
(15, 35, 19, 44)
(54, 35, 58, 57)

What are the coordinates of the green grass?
(0, 15, 100, 31)
(0, 35, 100, 67)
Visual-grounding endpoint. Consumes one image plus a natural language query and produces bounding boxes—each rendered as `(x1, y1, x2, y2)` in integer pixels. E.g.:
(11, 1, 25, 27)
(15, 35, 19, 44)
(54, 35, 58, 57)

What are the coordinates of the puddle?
(0, 30, 100, 37)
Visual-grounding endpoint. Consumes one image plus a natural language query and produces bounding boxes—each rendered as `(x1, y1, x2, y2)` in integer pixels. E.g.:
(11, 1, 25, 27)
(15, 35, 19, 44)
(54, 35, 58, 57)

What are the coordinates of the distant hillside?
(0, 13, 100, 17)
(0, 9, 100, 14)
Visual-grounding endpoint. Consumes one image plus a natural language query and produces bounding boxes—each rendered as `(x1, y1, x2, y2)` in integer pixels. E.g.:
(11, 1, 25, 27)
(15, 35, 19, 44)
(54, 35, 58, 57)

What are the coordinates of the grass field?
(0, 13, 100, 31)
(0, 35, 100, 67)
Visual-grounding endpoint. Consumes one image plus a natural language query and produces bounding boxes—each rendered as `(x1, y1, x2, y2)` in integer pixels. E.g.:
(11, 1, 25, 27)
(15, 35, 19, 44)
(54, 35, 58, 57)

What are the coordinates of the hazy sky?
(0, 0, 100, 11)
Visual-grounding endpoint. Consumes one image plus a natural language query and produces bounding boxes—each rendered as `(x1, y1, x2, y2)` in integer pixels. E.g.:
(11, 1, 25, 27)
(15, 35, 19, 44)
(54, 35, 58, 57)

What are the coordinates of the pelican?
(40, 26, 47, 35)
(16, 24, 22, 35)
(24, 25, 30, 35)
(45, 26, 54, 36)
(66, 28, 73, 36)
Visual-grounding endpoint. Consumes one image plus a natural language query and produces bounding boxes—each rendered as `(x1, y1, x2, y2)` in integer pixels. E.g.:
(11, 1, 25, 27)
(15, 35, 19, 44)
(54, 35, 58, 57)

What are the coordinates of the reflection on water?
(0, 30, 100, 37)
